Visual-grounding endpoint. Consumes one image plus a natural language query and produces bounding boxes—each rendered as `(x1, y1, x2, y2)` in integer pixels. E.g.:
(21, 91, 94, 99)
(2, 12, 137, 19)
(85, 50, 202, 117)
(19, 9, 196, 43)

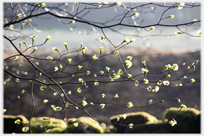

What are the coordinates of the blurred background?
(4, 2, 200, 123)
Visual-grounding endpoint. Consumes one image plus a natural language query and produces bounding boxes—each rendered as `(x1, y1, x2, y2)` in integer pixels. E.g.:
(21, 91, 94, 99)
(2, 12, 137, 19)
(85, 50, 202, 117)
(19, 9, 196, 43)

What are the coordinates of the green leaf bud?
(100, 103, 105, 108)
(177, 5, 183, 9)
(15, 78, 19, 82)
(113, 74, 120, 79)
(78, 78, 84, 83)
(163, 80, 170, 86)
(127, 56, 132, 60)
(40, 86, 44, 91)
(43, 99, 48, 104)
(9, 24, 13, 29)
(94, 81, 99, 86)
(154, 86, 159, 92)
(67, 58, 72, 64)
(157, 80, 162, 85)
(129, 123, 134, 129)
(172, 63, 179, 71)
(67, 90, 72, 95)
(101, 93, 105, 98)
(150, 26, 155, 31)
(46, 56, 53, 61)
(3, 109, 7, 113)
(179, 2, 185, 6)
(86, 71, 90, 75)
(134, 12, 139, 17)
(106, 67, 110, 73)
(114, 94, 119, 99)
(21, 23, 25, 28)
(101, 123, 106, 128)
(123, 38, 130, 43)
(31, 36, 37, 40)
(90, 102, 94, 105)
(117, 69, 123, 75)
(52, 47, 58, 51)
(196, 30, 201, 36)
(73, 122, 78, 127)
(59, 64, 63, 69)
(147, 86, 152, 91)
(17, 13, 22, 19)
(92, 54, 98, 60)
(14, 56, 18, 60)
(46, 35, 51, 41)
(99, 36, 105, 42)
(115, 2, 121, 6)
(78, 65, 82, 70)
(100, 71, 104, 75)
(169, 119, 177, 126)
(22, 126, 29, 132)
(54, 106, 62, 111)
(125, 60, 132, 68)
(122, 114, 127, 119)
(193, 19, 197, 22)
(115, 50, 119, 55)
(77, 88, 82, 93)
(53, 92, 57, 96)
(190, 78, 195, 83)
(175, 31, 181, 36)
(181, 104, 187, 108)
(34, 47, 38, 51)
(41, 3, 46, 7)
(14, 119, 21, 124)
(99, 46, 104, 51)
(127, 73, 132, 78)
(141, 68, 149, 74)
(143, 78, 149, 84)
(169, 15, 174, 18)
(64, 42, 68, 47)
(130, 39, 135, 42)
(71, 20, 75, 24)
(81, 100, 88, 106)
(54, 67, 58, 72)
(135, 80, 139, 86)
(127, 102, 133, 108)
(103, 2, 108, 4)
